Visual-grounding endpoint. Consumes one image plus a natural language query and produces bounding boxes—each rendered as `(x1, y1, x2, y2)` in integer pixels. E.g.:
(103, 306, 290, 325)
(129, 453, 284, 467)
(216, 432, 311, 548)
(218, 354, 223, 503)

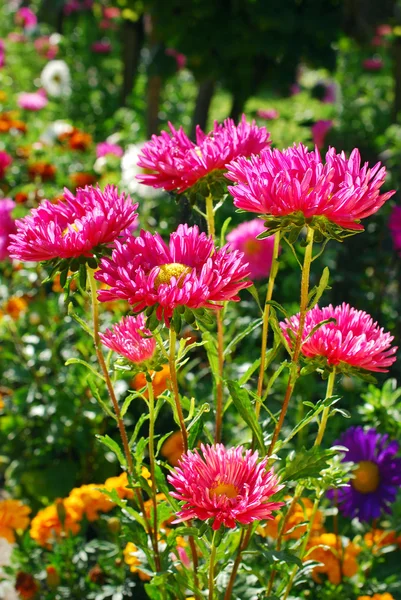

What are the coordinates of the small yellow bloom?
(0, 499, 31, 542)
(123, 542, 151, 580)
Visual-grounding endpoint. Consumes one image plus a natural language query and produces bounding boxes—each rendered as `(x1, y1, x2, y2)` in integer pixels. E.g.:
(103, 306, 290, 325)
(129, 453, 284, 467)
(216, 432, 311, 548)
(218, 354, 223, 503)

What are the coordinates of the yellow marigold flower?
(29, 499, 80, 547)
(258, 496, 324, 540)
(0, 499, 31, 542)
(1, 296, 28, 320)
(68, 484, 113, 521)
(357, 594, 395, 600)
(123, 542, 151, 580)
(161, 430, 184, 467)
(104, 470, 149, 500)
(133, 364, 171, 398)
(307, 533, 360, 585)
(364, 529, 401, 552)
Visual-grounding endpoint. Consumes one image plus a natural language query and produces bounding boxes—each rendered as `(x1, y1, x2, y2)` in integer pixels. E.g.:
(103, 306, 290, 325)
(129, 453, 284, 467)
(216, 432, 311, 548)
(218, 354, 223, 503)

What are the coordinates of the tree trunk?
(146, 75, 162, 137)
(190, 78, 216, 139)
(229, 93, 247, 122)
(121, 17, 144, 107)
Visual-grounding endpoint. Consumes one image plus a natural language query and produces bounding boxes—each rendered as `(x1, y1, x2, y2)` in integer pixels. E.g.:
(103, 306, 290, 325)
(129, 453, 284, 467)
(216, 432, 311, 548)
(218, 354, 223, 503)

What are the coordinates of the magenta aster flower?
(257, 109, 279, 120)
(8, 185, 138, 264)
(136, 115, 270, 194)
(99, 314, 156, 364)
(329, 427, 401, 521)
(280, 303, 397, 374)
(95, 224, 251, 325)
(91, 41, 112, 54)
(389, 205, 401, 256)
(17, 90, 48, 111)
(226, 219, 277, 280)
(167, 444, 284, 530)
(0, 151, 12, 179)
(96, 141, 123, 159)
(363, 57, 383, 71)
(34, 36, 58, 60)
(15, 7, 37, 30)
(0, 198, 16, 261)
(226, 144, 395, 237)
(0, 39, 5, 69)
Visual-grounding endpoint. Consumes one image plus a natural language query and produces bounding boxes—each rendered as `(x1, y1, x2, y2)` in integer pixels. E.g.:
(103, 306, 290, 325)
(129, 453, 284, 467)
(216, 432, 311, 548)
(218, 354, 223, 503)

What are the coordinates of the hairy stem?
(215, 310, 225, 442)
(208, 531, 218, 600)
(223, 526, 252, 600)
(146, 377, 161, 572)
(168, 327, 189, 452)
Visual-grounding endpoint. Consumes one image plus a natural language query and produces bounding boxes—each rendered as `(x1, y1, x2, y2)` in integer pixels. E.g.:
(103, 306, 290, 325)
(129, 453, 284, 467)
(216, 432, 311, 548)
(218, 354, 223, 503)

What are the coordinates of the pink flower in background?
(64, 0, 93, 15)
(167, 444, 284, 530)
(0, 40, 5, 69)
(7, 32, 25, 43)
(311, 119, 333, 149)
(17, 90, 48, 111)
(9, 185, 138, 263)
(290, 83, 301, 96)
(137, 115, 270, 194)
(165, 48, 187, 70)
(0, 151, 12, 179)
(99, 314, 156, 364)
(103, 7, 120, 19)
(389, 206, 401, 256)
(34, 36, 58, 59)
(95, 224, 251, 325)
(0, 198, 16, 260)
(280, 303, 397, 373)
(363, 57, 384, 71)
(96, 142, 124, 158)
(377, 24, 392, 36)
(226, 144, 394, 232)
(321, 82, 336, 104)
(257, 109, 279, 120)
(91, 41, 112, 54)
(15, 7, 37, 30)
(226, 219, 277, 280)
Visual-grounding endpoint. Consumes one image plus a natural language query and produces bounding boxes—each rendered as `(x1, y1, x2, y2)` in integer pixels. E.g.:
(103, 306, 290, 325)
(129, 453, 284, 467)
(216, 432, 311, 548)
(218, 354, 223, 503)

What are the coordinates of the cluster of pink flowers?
(0, 198, 16, 261)
(0, 151, 12, 179)
(136, 115, 270, 193)
(100, 314, 156, 364)
(15, 7, 37, 31)
(95, 224, 251, 324)
(17, 90, 48, 111)
(8, 185, 138, 263)
(96, 142, 123, 159)
(281, 303, 397, 373)
(34, 36, 58, 60)
(226, 144, 394, 232)
(168, 444, 283, 530)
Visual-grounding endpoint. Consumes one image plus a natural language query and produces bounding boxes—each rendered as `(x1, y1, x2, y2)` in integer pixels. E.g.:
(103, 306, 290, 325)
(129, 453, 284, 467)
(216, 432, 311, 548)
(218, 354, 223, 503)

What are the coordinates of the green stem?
(256, 232, 281, 418)
(214, 310, 225, 443)
(268, 227, 315, 456)
(223, 526, 252, 600)
(146, 378, 161, 572)
(205, 194, 215, 239)
(168, 327, 188, 452)
(208, 531, 218, 600)
(314, 368, 336, 447)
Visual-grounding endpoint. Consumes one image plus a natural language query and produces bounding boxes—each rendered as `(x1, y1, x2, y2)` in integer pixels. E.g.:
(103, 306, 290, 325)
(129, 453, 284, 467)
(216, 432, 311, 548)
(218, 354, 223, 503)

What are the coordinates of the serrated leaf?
(281, 447, 337, 482)
(226, 380, 265, 453)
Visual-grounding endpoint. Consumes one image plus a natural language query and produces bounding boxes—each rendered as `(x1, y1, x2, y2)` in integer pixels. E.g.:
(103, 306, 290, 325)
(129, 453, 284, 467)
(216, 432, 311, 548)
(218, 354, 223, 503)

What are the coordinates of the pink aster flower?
(103, 7, 120, 19)
(257, 109, 279, 120)
(311, 120, 333, 150)
(34, 36, 58, 60)
(136, 114, 270, 194)
(226, 143, 395, 233)
(95, 224, 251, 325)
(226, 219, 277, 280)
(165, 47, 187, 70)
(0, 39, 5, 69)
(17, 90, 48, 111)
(96, 141, 123, 159)
(99, 314, 156, 364)
(389, 206, 401, 255)
(167, 444, 284, 530)
(363, 57, 383, 71)
(0, 151, 12, 179)
(0, 198, 16, 260)
(280, 303, 397, 373)
(91, 41, 112, 54)
(15, 7, 37, 30)
(377, 24, 392, 36)
(8, 185, 138, 263)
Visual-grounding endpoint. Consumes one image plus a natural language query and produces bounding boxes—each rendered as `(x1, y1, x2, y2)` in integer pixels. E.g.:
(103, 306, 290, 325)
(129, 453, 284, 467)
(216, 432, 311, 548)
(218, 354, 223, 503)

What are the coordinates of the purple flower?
(330, 427, 401, 521)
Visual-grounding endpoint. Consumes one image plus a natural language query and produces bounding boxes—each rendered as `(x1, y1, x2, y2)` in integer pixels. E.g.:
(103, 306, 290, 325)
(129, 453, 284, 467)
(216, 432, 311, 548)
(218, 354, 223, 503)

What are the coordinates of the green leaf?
(226, 380, 265, 453)
(281, 396, 340, 446)
(187, 403, 210, 448)
(87, 378, 117, 421)
(220, 216, 232, 246)
(224, 318, 263, 357)
(96, 435, 126, 467)
(67, 303, 94, 337)
(121, 390, 146, 418)
(247, 284, 263, 313)
(239, 358, 261, 385)
(281, 447, 337, 482)
(65, 357, 105, 381)
(307, 266, 330, 310)
(128, 413, 149, 448)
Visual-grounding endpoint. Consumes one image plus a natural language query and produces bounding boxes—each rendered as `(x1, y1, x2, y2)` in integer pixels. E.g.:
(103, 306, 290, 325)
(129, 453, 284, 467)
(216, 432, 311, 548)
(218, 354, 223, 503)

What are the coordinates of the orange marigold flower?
(52, 272, 77, 293)
(104, 471, 137, 500)
(0, 111, 27, 133)
(0, 394, 4, 411)
(123, 542, 151, 580)
(28, 161, 56, 181)
(69, 131, 92, 151)
(68, 484, 113, 521)
(133, 364, 171, 399)
(357, 595, 395, 600)
(15, 191, 29, 204)
(0, 499, 31, 542)
(70, 172, 97, 188)
(258, 496, 324, 540)
(15, 572, 39, 599)
(161, 430, 184, 467)
(307, 533, 360, 585)
(0, 296, 28, 320)
(364, 529, 401, 552)
(29, 499, 81, 547)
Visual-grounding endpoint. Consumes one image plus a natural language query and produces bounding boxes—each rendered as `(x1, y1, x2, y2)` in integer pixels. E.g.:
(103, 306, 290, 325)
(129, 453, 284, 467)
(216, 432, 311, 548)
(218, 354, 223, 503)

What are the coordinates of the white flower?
(0, 539, 13, 568)
(40, 60, 71, 97)
(0, 580, 20, 600)
(40, 120, 73, 145)
(121, 143, 163, 198)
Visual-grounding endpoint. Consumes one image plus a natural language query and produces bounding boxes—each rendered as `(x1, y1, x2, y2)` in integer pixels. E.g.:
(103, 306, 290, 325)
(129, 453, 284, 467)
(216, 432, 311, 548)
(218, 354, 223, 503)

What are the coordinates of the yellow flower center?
(244, 239, 260, 256)
(62, 223, 79, 237)
(210, 482, 239, 499)
(154, 263, 192, 289)
(352, 460, 380, 494)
